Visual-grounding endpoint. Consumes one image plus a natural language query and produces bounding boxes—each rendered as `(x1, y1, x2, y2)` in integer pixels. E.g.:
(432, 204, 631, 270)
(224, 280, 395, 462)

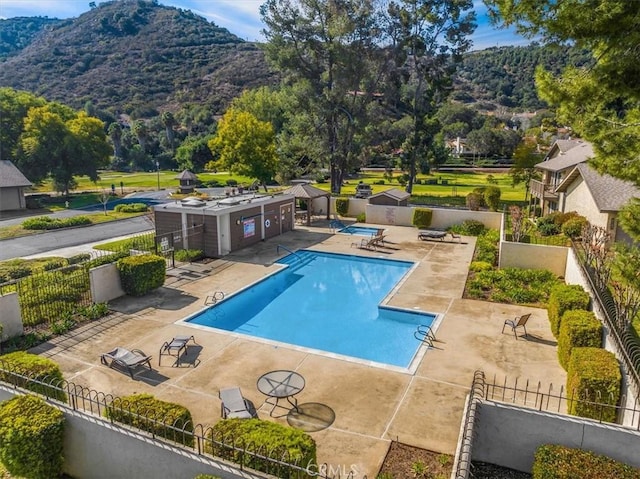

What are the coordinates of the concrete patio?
(32, 222, 566, 477)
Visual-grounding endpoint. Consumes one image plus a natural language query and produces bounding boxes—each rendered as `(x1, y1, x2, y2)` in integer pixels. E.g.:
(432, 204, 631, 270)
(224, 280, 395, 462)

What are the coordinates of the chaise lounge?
(418, 230, 447, 241)
(159, 335, 196, 367)
(219, 387, 258, 419)
(101, 347, 153, 379)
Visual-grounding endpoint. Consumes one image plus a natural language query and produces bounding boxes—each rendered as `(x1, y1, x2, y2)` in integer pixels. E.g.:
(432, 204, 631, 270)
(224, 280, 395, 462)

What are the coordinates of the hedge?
(117, 254, 166, 296)
(567, 347, 621, 422)
(557, 310, 602, 370)
(532, 444, 640, 479)
(211, 418, 316, 477)
(0, 395, 65, 479)
(547, 284, 591, 338)
(174, 249, 205, 262)
(22, 215, 92, 230)
(106, 393, 194, 447)
(114, 202, 148, 213)
(0, 352, 67, 402)
(412, 208, 433, 229)
(483, 185, 501, 211)
(335, 198, 349, 216)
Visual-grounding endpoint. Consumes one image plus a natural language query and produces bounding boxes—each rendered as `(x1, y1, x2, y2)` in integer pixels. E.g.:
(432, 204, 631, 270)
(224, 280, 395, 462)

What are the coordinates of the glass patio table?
(257, 369, 305, 417)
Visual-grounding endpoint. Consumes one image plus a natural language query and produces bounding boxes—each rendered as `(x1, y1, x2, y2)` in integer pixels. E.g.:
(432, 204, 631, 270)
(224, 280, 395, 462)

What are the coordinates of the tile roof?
(556, 163, 640, 212)
(0, 161, 32, 188)
(535, 141, 594, 172)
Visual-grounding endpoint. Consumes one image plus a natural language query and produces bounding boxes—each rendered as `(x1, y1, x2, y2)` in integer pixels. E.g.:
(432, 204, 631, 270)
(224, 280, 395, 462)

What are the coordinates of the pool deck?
(31, 222, 567, 477)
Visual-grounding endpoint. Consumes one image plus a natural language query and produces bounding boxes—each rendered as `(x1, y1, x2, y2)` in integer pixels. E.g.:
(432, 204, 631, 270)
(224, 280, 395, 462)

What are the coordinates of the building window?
(609, 217, 616, 230)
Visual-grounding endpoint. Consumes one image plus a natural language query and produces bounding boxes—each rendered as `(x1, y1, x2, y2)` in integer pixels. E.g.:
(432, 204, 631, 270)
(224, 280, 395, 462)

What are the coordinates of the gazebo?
(282, 183, 331, 226)
(175, 170, 199, 194)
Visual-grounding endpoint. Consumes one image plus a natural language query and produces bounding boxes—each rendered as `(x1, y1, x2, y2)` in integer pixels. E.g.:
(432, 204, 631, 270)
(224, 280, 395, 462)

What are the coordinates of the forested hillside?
(0, 0, 277, 118)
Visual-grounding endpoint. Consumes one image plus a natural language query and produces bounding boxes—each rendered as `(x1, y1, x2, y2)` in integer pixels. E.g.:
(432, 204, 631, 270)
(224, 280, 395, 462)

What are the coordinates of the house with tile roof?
(555, 163, 640, 243)
(529, 140, 594, 215)
(0, 161, 32, 211)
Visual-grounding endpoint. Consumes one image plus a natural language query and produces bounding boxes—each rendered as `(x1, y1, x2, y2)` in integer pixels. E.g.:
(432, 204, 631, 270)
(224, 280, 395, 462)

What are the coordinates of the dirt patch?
(377, 442, 531, 479)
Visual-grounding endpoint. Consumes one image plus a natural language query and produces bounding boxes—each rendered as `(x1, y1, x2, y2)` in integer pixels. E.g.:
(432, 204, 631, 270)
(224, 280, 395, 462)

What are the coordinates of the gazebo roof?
(175, 170, 199, 181)
(282, 183, 329, 199)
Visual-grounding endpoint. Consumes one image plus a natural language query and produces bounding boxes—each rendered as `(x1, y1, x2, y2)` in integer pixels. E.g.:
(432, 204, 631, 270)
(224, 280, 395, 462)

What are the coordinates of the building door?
(280, 204, 293, 233)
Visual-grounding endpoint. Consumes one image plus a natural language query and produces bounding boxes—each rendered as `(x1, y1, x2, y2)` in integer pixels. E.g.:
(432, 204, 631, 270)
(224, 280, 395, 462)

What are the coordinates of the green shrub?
(567, 347, 620, 422)
(67, 253, 91, 265)
(114, 202, 149, 213)
(226, 178, 238, 186)
(547, 284, 591, 338)
(194, 476, 221, 479)
(470, 261, 493, 272)
(0, 352, 66, 402)
(174, 249, 205, 263)
(85, 251, 129, 269)
(450, 219, 486, 236)
(335, 198, 349, 216)
(465, 192, 484, 211)
(211, 418, 316, 477)
(538, 222, 561, 236)
(467, 268, 559, 304)
(532, 444, 640, 479)
(76, 302, 109, 320)
(22, 216, 92, 230)
(475, 234, 498, 265)
(7, 265, 31, 280)
(373, 179, 385, 185)
(356, 213, 366, 222)
(43, 260, 65, 271)
(0, 395, 65, 479)
(412, 208, 433, 229)
(106, 393, 194, 447)
(557, 310, 602, 370)
(483, 185, 501, 211)
(117, 254, 166, 296)
(562, 216, 588, 239)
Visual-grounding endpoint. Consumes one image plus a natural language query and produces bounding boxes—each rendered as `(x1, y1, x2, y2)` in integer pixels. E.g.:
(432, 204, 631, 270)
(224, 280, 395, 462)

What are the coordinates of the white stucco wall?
(0, 187, 25, 211)
(364, 204, 503, 229)
(89, 264, 125, 304)
(499, 243, 568, 277)
(0, 292, 23, 339)
(563, 176, 611, 230)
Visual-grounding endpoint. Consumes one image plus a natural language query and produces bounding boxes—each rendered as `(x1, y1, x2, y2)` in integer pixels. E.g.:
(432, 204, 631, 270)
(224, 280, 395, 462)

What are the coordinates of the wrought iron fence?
(572, 241, 640, 392)
(0, 360, 365, 479)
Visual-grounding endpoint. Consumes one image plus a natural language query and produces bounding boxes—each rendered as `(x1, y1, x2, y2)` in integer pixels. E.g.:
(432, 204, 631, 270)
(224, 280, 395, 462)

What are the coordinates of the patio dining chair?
(501, 313, 531, 339)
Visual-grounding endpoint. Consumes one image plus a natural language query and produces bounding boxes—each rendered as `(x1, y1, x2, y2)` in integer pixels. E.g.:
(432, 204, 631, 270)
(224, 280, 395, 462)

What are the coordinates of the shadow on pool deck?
(31, 222, 566, 477)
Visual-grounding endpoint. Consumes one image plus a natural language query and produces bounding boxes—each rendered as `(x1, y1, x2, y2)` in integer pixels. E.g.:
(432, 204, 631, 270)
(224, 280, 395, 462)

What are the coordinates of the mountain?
(0, 0, 277, 117)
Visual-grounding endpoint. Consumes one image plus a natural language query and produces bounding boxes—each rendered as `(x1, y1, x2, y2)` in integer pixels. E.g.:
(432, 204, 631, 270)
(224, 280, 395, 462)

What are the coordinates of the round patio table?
(257, 370, 305, 417)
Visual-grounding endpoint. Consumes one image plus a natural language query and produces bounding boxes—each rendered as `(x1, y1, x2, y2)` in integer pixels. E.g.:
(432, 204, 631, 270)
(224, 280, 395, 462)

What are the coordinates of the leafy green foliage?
(470, 261, 493, 272)
(547, 284, 591, 338)
(450, 220, 487, 236)
(113, 203, 148, 213)
(0, 395, 65, 479)
(22, 215, 92, 230)
(412, 208, 433, 229)
(106, 393, 193, 447)
(466, 267, 559, 305)
(85, 251, 130, 269)
(211, 418, 316, 477)
(557, 310, 602, 370)
(562, 216, 588, 239)
(0, 352, 67, 402)
(174, 249, 205, 263)
(566, 348, 621, 422)
(335, 198, 349, 217)
(117, 254, 166, 296)
(533, 444, 640, 479)
(483, 185, 501, 211)
(465, 192, 484, 211)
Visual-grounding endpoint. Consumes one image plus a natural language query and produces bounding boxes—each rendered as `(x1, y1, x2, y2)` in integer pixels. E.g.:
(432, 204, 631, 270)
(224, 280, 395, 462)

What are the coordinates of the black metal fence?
(0, 361, 365, 479)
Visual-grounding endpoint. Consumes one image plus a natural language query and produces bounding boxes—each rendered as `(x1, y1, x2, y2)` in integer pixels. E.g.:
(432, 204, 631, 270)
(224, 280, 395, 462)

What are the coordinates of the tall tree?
(509, 139, 542, 201)
(175, 135, 214, 173)
(385, 0, 476, 193)
(261, 0, 384, 193)
(107, 122, 123, 160)
(131, 119, 149, 153)
(208, 109, 278, 191)
(161, 111, 177, 152)
(486, 0, 640, 187)
(0, 88, 46, 162)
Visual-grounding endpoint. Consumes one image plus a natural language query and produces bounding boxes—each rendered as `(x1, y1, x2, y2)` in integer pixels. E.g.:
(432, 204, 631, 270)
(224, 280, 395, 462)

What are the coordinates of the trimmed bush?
(22, 215, 92, 230)
(356, 212, 366, 222)
(532, 444, 640, 479)
(226, 178, 238, 186)
(562, 216, 588, 239)
(335, 198, 349, 216)
(483, 185, 501, 211)
(68, 253, 91, 265)
(174, 249, 205, 263)
(465, 192, 484, 211)
(0, 395, 65, 479)
(86, 251, 129, 269)
(106, 393, 194, 447)
(547, 284, 591, 338)
(412, 208, 433, 229)
(0, 352, 67, 402)
(567, 347, 621, 422)
(117, 254, 166, 296)
(114, 202, 149, 213)
(557, 310, 602, 370)
(211, 418, 316, 477)
(450, 219, 486, 236)
(470, 261, 493, 272)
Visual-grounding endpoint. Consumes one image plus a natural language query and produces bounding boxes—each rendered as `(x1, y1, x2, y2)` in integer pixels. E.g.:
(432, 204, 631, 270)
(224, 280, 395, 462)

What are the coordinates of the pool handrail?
(276, 244, 303, 261)
(414, 324, 436, 347)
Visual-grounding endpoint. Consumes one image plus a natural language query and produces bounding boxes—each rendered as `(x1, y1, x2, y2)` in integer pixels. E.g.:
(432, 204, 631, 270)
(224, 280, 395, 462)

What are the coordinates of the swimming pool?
(185, 250, 436, 369)
(338, 225, 381, 236)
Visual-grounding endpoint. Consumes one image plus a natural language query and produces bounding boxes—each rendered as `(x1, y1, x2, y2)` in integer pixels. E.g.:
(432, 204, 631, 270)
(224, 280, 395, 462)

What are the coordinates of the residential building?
(0, 160, 32, 211)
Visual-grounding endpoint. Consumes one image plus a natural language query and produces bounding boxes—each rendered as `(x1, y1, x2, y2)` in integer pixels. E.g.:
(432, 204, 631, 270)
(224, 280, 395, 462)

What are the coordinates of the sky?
(0, 0, 530, 51)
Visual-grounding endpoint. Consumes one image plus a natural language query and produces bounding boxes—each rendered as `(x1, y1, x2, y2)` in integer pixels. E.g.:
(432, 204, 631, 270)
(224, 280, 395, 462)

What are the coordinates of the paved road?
(0, 216, 154, 261)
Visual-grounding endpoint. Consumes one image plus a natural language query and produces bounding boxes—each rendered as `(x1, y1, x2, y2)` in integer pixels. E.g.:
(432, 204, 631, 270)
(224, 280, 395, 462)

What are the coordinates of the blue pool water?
(338, 225, 381, 236)
(186, 250, 435, 368)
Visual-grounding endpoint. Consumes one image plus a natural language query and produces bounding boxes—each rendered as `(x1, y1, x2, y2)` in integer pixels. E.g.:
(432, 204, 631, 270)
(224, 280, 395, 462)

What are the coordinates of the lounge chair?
(501, 313, 531, 339)
(351, 236, 377, 250)
(101, 347, 152, 378)
(219, 387, 257, 419)
(418, 230, 447, 241)
(159, 335, 196, 366)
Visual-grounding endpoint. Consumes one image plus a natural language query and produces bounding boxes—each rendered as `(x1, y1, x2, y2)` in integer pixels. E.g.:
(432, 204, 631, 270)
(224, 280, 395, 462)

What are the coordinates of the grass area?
(31, 171, 255, 193)
(0, 211, 147, 241)
(93, 233, 155, 252)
